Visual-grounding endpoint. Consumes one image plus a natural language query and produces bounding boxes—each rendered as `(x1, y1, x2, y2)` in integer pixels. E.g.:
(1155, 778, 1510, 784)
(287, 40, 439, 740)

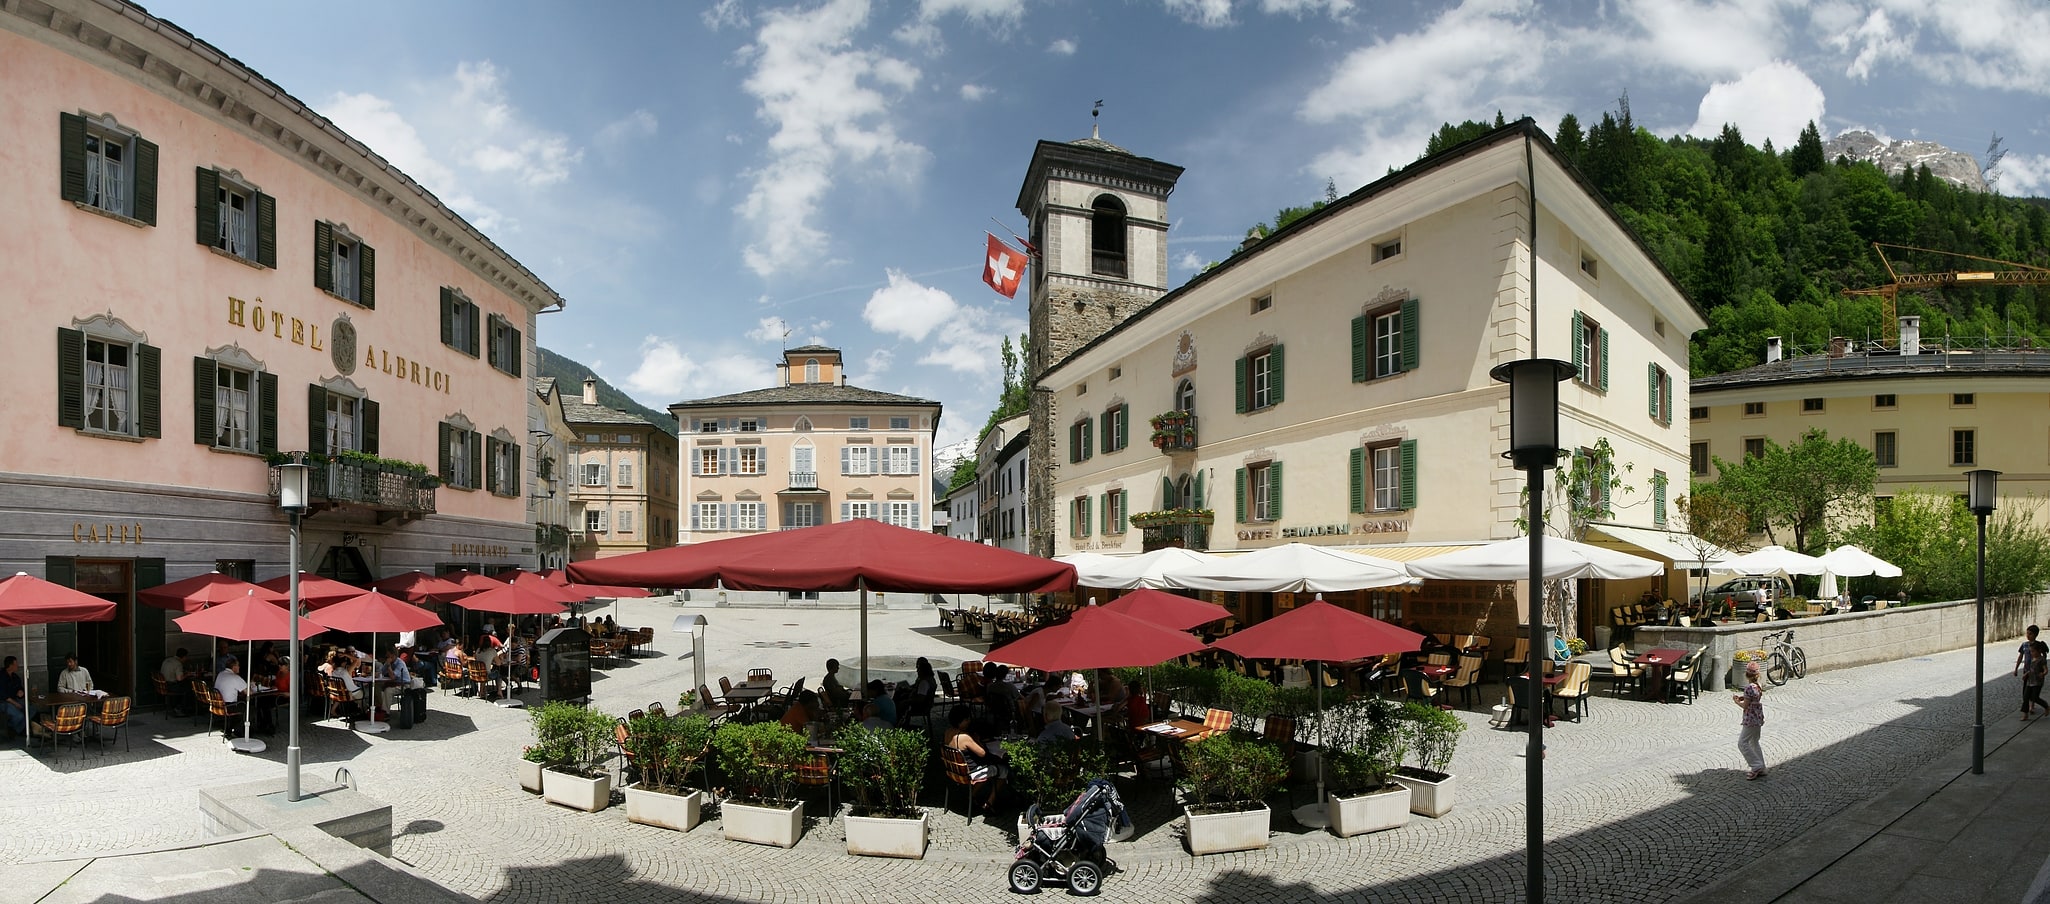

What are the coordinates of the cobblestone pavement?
(0, 598, 2012, 903)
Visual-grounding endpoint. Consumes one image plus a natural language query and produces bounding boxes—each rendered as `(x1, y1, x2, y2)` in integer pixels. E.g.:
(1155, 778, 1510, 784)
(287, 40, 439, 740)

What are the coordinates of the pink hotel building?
(0, 1, 559, 699)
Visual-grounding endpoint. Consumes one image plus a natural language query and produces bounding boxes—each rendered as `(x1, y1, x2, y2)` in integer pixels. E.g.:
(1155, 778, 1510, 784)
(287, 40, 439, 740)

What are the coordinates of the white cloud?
(863, 269, 960, 342)
(451, 62, 582, 186)
(1831, 8, 1915, 80)
(1613, 0, 1795, 78)
(323, 90, 508, 231)
(1994, 152, 2050, 196)
(918, 304, 1024, 375)
(916, 0, 1026, 24)
(1165, 0, 1234, 28)
(735, 0, 927, 278)
(1260, 0, 1354, 17)
(623, 336, 776, 401)
(745, 316, 833, 343)
(864, 348, 896, 376)
(960, 83, 990, 101)
(1046, 38, 1077, 55)
(1686, 61, 1826, 148)
(595, 109, 660, 149)
(1175, 250, 1207, 271)
(894, 21, 942, 47)
(1859, 1, 2050, 95)
(703, 0, 749, 31)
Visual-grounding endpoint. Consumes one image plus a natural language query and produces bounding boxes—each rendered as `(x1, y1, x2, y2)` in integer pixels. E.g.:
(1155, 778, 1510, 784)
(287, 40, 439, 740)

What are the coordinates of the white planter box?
(845, 812, 927, 859)
(516, 758, 546, 794)
(1184, 804, 1270, 855)
(1326, 785, 1411, 838)
(1392, 769, 1456, 818)
(542, 768, 612, 813)
(624, 784, 702, 832)
(722, 798, 805, 848)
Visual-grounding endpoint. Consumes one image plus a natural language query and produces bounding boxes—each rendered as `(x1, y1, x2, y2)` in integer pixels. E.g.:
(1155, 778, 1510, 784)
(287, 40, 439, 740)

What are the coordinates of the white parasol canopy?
(1062, 547, 1229, 590)
(1717, 544, 1829, 577)
(1817, 545, 1902, 578)
(1164, 543, 1410, 593)
(1404, 535, 1666, 582)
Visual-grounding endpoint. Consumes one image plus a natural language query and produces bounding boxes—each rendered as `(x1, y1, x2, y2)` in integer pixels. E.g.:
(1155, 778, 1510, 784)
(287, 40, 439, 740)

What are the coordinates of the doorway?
(316, 546, 372, 585)
(70, 559, 134, 697)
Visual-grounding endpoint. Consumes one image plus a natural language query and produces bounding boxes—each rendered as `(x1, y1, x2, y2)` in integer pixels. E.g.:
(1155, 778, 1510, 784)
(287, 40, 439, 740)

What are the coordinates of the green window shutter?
(136, 557, 165, 591)
(360, 398, 380, 454)
(256, 371, 278, 455)
(469, 303, 482, 358)
(1269, 344, 1286, 404)
(1117, 404, 1129, 449)
(313, 221, 334, 293)
(508, 324, 521, 376)
(1235, 468, 1247, 523)
(1598, 327, 1610, 391)
(59, 113, 88, 204)
(1350, 314, 1369, 382)
(1349, 446, 1365, 514)
(438, 423, 454, 478)
(45, 556, 76, 588)
(194, 166, 219, 247)
(192, 356, 216, 446)
(1400, 297, 1420, 372)
(56, 328, 84, 429)
(1648, 363, 1659, 419)
(1235, 357, 1249, 413)
(510, 443, 522, 496)
(137, 343, 161, 439)
(1661, 372, 1672, 426)
(358, 243, 376, 309)
(1099, 409, 1111, 454)
(1195, 469, 1206, 509)
(487, 316, 502, 371)
(1067, 422, 1079, 463)
(1080, 497, 1092, 537)
(485, 437, 500, 493)
(1653, 472, 1668, 524)
(468, 431, 482, 489)
(1398, 439, 1418, 509)
(439, 288, 455, 347)
(1161, 475, 1175, 509)
(1570, 311, 1584, 378)
(132, 138, 158, 225)
(254, 191, 276, 268)
(1268, 461, 1284, 520)
(1099, 492, 1110, 535)
(306, 384, 328, 456)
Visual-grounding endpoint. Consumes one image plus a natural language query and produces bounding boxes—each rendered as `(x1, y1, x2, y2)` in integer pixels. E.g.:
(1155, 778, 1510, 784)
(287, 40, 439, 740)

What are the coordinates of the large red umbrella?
(256, 573, 363, 609)
(1102, 589, 1232, 632)
(494, 570, 588, 605)
(438, 568, 510, 594)
(139, 573, 286, 613)
(449, 584, 563, 708)
(539, 569, 651, 599)
(0, 573, 116, 752)
(986, 601, 1206, 746)
(309, 591, 443, 732)
(370, 571, 473, 603)
(1208, 597, 1424, 815)
(570, 519, 1077, 691)
(174, 595, 327, 752)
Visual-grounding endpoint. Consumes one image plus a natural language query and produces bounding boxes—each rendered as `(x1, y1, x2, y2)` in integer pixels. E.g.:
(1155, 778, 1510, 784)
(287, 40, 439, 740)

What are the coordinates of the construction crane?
(1846, 243, 2050, 347)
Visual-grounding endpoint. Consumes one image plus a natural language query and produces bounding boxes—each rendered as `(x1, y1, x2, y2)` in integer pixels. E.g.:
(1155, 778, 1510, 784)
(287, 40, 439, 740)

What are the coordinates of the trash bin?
(1706, 656, 1726, 692)
(1593, 625, 1612, 652)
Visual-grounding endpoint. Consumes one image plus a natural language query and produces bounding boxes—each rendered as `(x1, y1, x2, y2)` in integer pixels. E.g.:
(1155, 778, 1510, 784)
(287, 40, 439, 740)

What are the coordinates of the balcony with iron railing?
(1148, 411, 1198, 454)
(1131, 509, 1213, 552)
(269, 455, 437, 524)
(787, 471, 817, 489)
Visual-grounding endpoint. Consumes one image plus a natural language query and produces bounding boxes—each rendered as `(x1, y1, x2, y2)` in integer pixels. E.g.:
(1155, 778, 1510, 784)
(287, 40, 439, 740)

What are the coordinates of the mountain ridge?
(538, 348, 678, 437)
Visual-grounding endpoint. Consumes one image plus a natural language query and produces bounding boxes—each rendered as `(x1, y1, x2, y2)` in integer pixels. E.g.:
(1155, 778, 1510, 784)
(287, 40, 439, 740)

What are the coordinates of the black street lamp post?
(276, 453, 312, 801)
(1967, 468, 1999, 775)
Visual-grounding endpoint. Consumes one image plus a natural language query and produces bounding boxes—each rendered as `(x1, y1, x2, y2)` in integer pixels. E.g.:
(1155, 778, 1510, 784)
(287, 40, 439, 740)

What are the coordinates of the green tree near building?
(1848, 490, 2050, 601)
(949, 333, 1032, 494)
(1708, 428, 1877, 555)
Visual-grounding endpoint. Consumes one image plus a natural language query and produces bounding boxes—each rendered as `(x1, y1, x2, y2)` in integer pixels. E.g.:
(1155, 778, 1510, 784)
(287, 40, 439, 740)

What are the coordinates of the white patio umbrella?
(1717, 545, 1829, 576)
(1164, 543, 1411, 593)
(1052, 553, 1120, 587)
(1817, 545, 1902, 604)
(1067, 547, 1229, 590)
(1404, 536, 1665, 582)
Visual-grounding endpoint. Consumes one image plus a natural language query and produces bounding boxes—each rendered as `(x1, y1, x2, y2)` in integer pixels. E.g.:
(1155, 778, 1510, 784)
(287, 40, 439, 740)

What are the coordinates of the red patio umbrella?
(1102, 589, 1232, 632)
(986, 601, 1207, 746)
(174, 595, 327, 752)
(256, 573, 364, 609)
(309, 591, 443, 732)
(569, 518, 1076, 691)
(1208, 597, 1424, 817)
(140, 572, 286, 613)
(0, 572, 117, 752)
(450, 584, 564, 707)
(494, 570, 589, 605)
(370, 571, 473, 604)
(539, 569, 651, 599)
(438, 568, 510, 594)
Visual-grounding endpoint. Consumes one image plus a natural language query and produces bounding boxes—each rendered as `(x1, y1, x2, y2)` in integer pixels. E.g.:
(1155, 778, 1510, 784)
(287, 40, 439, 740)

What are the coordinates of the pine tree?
(1553, 113, 1585, 167)
(1791, 120, 1825, 177)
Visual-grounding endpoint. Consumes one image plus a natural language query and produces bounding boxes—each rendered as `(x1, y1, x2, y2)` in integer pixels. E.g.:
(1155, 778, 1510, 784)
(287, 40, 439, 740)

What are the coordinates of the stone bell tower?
(1015, 127, 1182, 556)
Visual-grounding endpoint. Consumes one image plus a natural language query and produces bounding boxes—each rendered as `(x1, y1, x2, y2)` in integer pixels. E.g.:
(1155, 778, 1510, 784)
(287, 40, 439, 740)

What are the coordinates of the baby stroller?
(1009, 778, 1130, 896)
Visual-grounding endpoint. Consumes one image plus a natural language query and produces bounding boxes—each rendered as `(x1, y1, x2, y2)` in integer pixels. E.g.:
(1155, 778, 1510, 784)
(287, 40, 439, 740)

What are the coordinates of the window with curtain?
(84, 336, 132, 434)
(215, 365, 254, 451)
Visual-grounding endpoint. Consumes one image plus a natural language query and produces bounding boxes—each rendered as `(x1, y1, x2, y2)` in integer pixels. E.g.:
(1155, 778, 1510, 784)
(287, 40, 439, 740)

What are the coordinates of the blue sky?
(146, 0, 2050, 451)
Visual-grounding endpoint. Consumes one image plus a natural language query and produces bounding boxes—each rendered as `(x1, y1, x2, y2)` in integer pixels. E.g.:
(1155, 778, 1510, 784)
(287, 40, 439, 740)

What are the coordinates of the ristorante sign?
(227, 296, 454, 394)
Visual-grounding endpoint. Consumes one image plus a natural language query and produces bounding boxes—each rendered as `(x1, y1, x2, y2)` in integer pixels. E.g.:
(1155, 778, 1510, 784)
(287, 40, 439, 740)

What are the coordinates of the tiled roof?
(1693, 350, 2050, 392)
(673, 382, 940, 410)
(534, 376, 556, 397)
(1070, 136, 1130, 155)
(785, 344, 839, 354)
(562, 397, 658, 427)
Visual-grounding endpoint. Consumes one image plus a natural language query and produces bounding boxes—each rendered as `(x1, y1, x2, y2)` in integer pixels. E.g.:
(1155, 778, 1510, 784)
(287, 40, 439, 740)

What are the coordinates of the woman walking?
(2014, 625, 2047, 720)
(1734, 661, 1767, 780)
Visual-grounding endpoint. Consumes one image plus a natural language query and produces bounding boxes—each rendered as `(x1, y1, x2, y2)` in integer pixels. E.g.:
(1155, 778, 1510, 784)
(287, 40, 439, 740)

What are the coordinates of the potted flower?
(519, 700, 581, 793)
(834, 725, 930, 858)
(1178, 731, 1287, 855)
(1323, 697, 1411, 836)
(713, 720, 809, 848)
(1392, 701, 1467, 818)
(541, 705, 617, 812)
(623, 713, 714, 832)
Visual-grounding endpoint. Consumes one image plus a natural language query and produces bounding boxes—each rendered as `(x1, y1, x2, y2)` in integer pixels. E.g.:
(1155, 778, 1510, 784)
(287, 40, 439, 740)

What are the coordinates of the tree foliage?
(1846, 491, 2050, 600)
(1708, 428, 1878, 554)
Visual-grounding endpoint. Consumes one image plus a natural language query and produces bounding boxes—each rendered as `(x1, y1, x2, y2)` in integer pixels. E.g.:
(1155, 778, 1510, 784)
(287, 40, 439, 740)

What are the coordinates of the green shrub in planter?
(713, 720, 807, 805)
(524, 700, 583, 765)
(627, 713, 714, 793)
(1212, 669, 1275, 731)
(834, 725, 928, 819)
(1400, 701, 1466, 779)
(1324, 697, 1406, 796)
(1179, 732, 1287, 814)
(1008, 739, 1109, 812)
(560, 706, 617, 778)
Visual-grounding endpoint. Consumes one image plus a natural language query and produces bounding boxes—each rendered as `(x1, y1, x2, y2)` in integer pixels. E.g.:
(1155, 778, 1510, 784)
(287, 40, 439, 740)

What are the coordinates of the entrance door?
(71, 559, 134, 697)
(315, 546, 372, 585)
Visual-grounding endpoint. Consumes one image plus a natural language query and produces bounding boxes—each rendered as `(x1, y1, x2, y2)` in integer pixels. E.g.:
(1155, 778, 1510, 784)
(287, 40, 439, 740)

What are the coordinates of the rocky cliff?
(1825, 130, 1986, 192)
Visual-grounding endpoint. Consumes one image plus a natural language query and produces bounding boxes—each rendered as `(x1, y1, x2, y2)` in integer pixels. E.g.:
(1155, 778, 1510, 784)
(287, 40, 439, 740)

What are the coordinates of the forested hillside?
(538, 348, 678, 436)
(1421, 108, 2050, 376)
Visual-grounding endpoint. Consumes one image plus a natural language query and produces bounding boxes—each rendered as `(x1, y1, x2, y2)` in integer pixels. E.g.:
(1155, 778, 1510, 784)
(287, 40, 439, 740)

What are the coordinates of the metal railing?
(788, 471, 817, 488)
(269, 459, 437, 516)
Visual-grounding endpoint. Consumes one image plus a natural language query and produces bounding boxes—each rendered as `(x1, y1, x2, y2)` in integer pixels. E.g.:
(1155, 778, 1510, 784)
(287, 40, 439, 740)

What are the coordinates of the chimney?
(582, 377, 597, 405)
(1899, 316, 1921, 356)
(1765, 337, 1782, 363)
(839, 372, 848, 387)
(1828, 336, 1848, 358)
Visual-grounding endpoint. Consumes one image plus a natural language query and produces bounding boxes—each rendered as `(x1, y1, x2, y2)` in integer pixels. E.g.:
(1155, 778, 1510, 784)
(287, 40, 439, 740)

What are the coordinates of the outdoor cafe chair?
(89, 696, 132, 754)
(189, 678, 211, 725)
(319, 678, 356, 725)
(439, 658, 464, 695)
(1402, 670, 1441, 708)
(1608, 646, 1643, 698)
(795, 751, 836, 819)
(36, 702, 89, 757)
(614, 719, 638, 785)
(205, 687, 244, 738)
(938, 746, 987, 825)
(698, 685, 739, 722)
(747, 667, 774, 683)
(1200, 707, 1234, 736)
(647, 702, 665, 718)
(1667, 651, 1700, 704)
(936, 671, 959, 705)
(463, 659, 499, 699)
(1553, 662, 1593, 722)
(1443, 654, 1484, 709)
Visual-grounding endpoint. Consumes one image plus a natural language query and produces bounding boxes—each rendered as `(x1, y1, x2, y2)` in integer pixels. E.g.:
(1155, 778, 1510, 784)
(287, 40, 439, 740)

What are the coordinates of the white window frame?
(1249, 462, 1272, 521)
(888, 501, 914, 528)
(83, 125, 133, 217)
(448, 428, 475, 489)
(847, 501, 874, 521)
(698, 448, 720, 476)
(82, 334, 136, 436)
(884, 446, 913, 475)
(1373, 310, 1401, 379)
(737, 418, 760, 432)
(890, 416, 911, 430)
(789, 502, 817, 528)
(696, 502, 721, 530)
(617, 509, 634, 534)
(849, 416, 870, 430)
(1575, 316, 1600, 386)
(1371, 444, 1401, 512)
(698, 419, 720, 433)
(846, 445, 875, 475)
(805, 359, 819, 383)
(737, 446, 764, 475)
(616, 461, 634, 487)
(217, 180, 253, 260)
(326, 393, 360, 453)
(331, 237, 359, 302)
(1250, 352, 1273, 410)
(214, 363, 256, 452)
(493, 439, 517, 495)
(581, 461, 604, 486)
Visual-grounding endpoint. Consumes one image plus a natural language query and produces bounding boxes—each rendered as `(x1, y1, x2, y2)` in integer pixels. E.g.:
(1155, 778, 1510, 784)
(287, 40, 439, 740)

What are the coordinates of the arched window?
(1090, 195, 1127, 279)
(794, 416, 813, 433)
(1176, 378, 1196, 414)
(805, 358, 819, 383)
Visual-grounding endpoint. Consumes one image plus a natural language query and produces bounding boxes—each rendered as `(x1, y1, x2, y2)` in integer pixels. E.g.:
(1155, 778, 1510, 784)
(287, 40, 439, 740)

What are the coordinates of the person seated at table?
(1034, 701, 1077, 745)
(2, 656, 26, 738)
(983, 666, 1022, 735)
(1125, 680, 1152, 728)
(781, 690, 822, 744)
(159, 648, 194, 715)
(1020, 674, 1056, 733)
(943, 705, 1007, 811)
(1094, 671, 1128, 707)
(866, 680, 897, 726)
(858, 701, 892, 731)
(820, 658, 850, 715)
(378, 648, 412, 713)
(55, 653, 93, 695)
(215, 657, 266, 737)
(911, 657, 938, 709)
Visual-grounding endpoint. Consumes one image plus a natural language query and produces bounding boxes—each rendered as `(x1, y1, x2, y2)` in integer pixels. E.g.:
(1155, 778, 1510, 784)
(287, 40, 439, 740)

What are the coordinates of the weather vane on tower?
(1092, 99, 1103, 139)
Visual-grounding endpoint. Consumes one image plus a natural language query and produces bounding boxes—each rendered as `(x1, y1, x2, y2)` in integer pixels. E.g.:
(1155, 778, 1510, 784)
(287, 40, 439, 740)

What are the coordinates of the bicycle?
(1759, 629, 1807, 686)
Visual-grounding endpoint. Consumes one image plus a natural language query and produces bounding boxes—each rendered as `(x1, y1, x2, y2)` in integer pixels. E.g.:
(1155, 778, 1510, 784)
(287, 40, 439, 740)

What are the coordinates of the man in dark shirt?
(1, 656, 26, 737)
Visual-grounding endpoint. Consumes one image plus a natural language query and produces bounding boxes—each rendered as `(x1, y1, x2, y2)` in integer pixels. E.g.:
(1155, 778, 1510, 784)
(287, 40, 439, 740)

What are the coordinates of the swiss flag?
(982, 233, 1027, 299)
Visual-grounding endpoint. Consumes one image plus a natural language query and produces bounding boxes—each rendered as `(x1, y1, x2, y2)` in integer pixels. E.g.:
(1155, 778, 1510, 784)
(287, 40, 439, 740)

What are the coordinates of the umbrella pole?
(1094, 667, 1105, 748)
(20, 626, 27, 751)
(229, 639, 265, 753)
(358, 633, 389, 734)
(858, 577, 869, 695)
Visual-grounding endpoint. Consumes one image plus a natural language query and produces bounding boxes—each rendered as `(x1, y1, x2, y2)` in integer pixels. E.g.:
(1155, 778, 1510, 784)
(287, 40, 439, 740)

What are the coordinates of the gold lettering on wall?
(228, 297, 246, 327)
(227, 297, 447, 395)
(291, 317, 305, 345)
(73, 522, 144, 544)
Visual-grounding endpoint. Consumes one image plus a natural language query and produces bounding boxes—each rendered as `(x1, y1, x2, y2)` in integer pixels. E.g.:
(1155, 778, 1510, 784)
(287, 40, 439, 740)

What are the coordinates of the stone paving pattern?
(0, 598, 2014, 902)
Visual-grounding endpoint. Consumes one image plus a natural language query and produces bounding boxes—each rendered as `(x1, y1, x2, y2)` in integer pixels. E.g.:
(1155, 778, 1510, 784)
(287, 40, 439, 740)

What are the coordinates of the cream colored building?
(566, 378, 679, 559)
(669, 347, 941, 542)
(1690, 321, 2050, 520)
(529, 378, 583, 568)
